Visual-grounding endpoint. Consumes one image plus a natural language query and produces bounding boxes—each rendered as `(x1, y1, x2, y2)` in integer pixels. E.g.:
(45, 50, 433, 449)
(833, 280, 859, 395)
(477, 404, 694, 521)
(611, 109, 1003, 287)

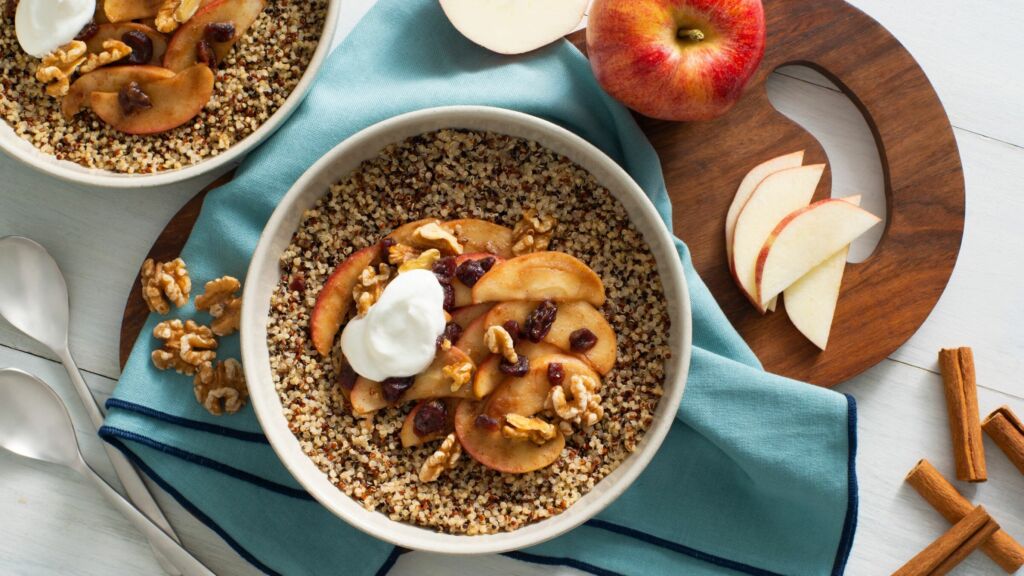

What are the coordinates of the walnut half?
(141, 258, 191, 315)
(194, 359, 248, 416)
(502, 414, 557, 445)
(195, 276, 242, 336)
(79, 40, 132, 74)
(36, 40, 87, 97)
(419, 433, 462, 482)
(511, 209, 556, 256)
(151, 319, 217, 375)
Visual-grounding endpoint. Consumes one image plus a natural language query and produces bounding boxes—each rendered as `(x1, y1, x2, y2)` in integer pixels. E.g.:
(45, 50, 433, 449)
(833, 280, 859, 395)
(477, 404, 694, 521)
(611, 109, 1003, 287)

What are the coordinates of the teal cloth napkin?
(101, 0, 858, 574)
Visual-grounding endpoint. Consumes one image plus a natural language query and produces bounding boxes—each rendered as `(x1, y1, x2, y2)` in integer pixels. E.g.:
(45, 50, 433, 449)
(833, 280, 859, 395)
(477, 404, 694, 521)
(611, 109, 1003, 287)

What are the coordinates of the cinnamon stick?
(983, 406, 1024, 476)
(893, 505, 999, 576)
(906, 459, 1024, 573)
(938, 347, 987, 482)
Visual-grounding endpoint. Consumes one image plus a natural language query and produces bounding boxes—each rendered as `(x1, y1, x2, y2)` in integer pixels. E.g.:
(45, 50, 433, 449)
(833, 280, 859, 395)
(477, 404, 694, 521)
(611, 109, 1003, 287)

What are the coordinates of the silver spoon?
(0, 368, 214, 576)
(0, 236, 182, 575)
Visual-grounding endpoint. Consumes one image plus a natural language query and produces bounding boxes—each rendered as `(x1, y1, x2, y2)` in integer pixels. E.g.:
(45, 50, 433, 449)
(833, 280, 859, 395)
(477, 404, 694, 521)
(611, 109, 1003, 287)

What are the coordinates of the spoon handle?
(79, 459, 215, 576)
(58, 346, 184, 576)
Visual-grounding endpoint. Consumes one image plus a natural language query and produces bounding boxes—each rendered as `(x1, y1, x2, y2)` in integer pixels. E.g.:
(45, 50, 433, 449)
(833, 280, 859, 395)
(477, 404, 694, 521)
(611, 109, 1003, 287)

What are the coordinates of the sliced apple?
(400, 399, 457, 448)
(439, 0, 589, 55)
(386, 218, 442, 246)
(756, 198, 881, 306)
(350, 376, 386, 415)
(104, 0, 164, 22)
(62, 65, 175, 118)
(453, 315, 490, 365)
(484, 301, 616, 374)
(163, 0, 268, 72)
(450, 303, 494, 328)
(783, 196, 862, 350)
(472, 341, 561, 399)
(732, 164, 824, 312)
(725, 151, 805, 263)
(444, 219, 514, 258)
(403, 347, 477, 403)
(86, 23, 167, 66)
(310, 245, 380, 356)
(472, 252, 605, 306)
(452, 252, 504, 307)
(90, 65, 215, 135)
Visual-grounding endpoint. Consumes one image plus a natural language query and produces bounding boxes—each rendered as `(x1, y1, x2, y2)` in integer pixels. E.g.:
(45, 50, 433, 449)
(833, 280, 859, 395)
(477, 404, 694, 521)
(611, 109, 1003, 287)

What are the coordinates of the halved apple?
(732, 164, 824, 312)
(163, 0, 268, 72)
(310, 244, 380, 356)
(104, 0, 163, 22)
(725, 151, 805, 263)
(756, 198, 881, 306)
(444, 219, 514, 258)
(452, 252, 504, 307)
(782, 196, 861, 350)
(86, 23, 168, 66)
(400, 398, 457, 448)
(472, 252, 605, 306)
(484, 301, 616, 374)
(472, 341, 561, 398)
(450, 303, 494, 328)
(63, 65, 175, 118)
(90, 65, 215, 135)
(439, 0, 589, 55)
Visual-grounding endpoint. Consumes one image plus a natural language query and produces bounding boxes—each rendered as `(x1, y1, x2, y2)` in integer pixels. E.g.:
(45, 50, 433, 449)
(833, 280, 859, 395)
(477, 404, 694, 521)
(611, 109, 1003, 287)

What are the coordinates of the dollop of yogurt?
(16, 0, 97, 58)
(341, 269, 447, 382)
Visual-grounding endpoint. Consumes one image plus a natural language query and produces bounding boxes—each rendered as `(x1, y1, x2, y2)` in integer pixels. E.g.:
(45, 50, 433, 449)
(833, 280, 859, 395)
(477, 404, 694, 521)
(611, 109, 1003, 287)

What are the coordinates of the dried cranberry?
(478, 256, 497, 272)
(196, 39, 217, 67)
(121, 30, 154, 65)
(432, 256, 456, 283)
(502, 320, 521, 344)
(337, 364, 357, 391)
(289, 272, 306, 292)
(499, 355, 530, 377)
(381, 377, 413, 403)
(75, 21, 99, 41)
(475, 413, 500, 431)
(205, 21, 236, 43)
(118, 82, 152, 115)
(525, 300, 557, 342)
(436, 321, 463, 348)
(441, 283, 455, 311)
(379, 238, 396, 261)
(569, 328, 598, 352)
(413, 400, 447, 436)
(547, 362, 565, 386)
(455, 259, 486, 287)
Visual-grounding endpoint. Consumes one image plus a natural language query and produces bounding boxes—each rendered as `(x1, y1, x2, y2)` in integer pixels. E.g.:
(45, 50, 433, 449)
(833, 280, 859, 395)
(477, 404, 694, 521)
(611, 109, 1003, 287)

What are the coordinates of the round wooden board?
(121, 0, 965, 387)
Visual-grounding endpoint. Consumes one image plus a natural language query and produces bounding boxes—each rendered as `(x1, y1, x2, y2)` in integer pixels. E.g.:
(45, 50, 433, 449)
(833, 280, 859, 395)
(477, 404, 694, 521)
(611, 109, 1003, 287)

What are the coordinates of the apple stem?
(677, 28, 706, 42)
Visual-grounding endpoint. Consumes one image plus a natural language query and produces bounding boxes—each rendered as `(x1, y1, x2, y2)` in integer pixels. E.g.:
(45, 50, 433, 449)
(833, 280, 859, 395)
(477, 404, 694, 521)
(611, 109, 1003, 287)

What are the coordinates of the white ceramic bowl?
(0, 1, 340, 189)
(241, 106, 692, 555)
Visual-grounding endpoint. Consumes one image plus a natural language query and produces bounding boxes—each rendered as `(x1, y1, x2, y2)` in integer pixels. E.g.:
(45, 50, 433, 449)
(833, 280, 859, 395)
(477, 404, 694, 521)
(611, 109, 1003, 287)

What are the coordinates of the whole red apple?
(587, 0, 766, 122)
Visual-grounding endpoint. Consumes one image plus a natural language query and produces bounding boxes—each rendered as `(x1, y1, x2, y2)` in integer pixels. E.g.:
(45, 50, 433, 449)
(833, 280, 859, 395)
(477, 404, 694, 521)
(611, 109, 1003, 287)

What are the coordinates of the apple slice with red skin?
(755, 198, 881, 306)
(472, 252, 606, 307)
(349, 347, 476, 415)
(484, 301, 616, 375)
(725, 151, 806, 263)
(400, 398, 457, 448)
(86, 23, 168, 66)
(450, 303, 493, 328)
(472, 341, 562, 399)
(452, 252, 504, 307)
(310, 244, 380, 356)
(444, 219, 514, 258)
(90, 65, 215, 135)
(63, 65, 174, 118)
(163, 0, 268, 72)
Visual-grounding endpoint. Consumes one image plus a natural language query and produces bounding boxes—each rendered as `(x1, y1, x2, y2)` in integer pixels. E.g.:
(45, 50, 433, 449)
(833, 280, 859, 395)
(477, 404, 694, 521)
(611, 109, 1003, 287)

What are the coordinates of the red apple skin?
(587, 0, 766, 121)
(309, 244, 380, 356)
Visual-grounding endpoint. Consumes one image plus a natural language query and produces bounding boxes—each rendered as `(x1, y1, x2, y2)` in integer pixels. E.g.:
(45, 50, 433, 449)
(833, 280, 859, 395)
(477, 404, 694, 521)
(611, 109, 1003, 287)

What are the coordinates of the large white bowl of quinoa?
(0, 0, 339, 188)
(241, 106, 692, 554)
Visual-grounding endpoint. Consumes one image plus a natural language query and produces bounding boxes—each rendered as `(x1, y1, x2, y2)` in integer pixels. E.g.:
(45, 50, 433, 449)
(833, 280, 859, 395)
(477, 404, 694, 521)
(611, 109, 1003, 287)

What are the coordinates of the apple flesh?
(86, 23, 168, 66)
(725, 150, 805, 263)
(472, 341, 561, 399)
(90, 65, 215, 135)
(104, 0, 164, 22)
(756, 198, 881, 306)
(445, 219, 515, 258)
(385, 218, 441, 246)
(449, 303, 494, 329)
(452, 253, 504, 307)
(63, 65, 174, 118)
(731, 164, 824, 311)
(163, 0, 268, 72)
(349, 348, 476, 415)
(453, 315, 490, 365)
(439, 0, 588, 55)
(586, 0, 766, 121)
(471, 252, 606, 307)
(400, 399, 458, 448)
(309, 245, 380, 356)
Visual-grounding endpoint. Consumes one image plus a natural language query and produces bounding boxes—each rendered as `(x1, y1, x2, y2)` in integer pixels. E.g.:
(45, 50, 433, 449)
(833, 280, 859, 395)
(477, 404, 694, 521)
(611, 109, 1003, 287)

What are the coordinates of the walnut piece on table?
(418, 433, 462, 482)
(194, 358, 248, 416)
(141, 258, 191, 315)
(502, 414, 557, 445)
(511, 209, 556, 256)
(195, 276, 242, 336)
(35, 40, 87, 97)
(151, 319, 217, 375)
(79, 40, 132, 74)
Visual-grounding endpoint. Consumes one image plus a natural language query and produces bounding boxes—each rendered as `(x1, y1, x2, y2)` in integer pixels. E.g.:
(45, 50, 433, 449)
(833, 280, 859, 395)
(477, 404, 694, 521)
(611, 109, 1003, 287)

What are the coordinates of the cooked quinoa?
(0, 0, 327, 173)
(267, 130, 672, 534)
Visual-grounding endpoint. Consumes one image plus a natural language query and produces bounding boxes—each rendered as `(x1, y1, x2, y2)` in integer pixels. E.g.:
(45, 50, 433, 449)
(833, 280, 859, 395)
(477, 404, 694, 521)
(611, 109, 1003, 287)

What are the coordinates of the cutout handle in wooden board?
(123, 1, 964, 389)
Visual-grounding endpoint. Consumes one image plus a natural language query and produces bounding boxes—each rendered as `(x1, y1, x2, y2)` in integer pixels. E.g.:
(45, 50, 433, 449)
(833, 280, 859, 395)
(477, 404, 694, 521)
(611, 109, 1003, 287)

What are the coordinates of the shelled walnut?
(386, 243, 417, 266)
(546, 373, 604, 429)
(151, 319, 217, 375)
(155, 0, 200, 33)
(442, 358, 474, 392)
(398, 248, 441, 273)
(36, 40, 87, 97)
(79, 40, 132, 74)
(195, 276, 242, 336)
(413, 222, 463, 255)
(141, 258, 191, 315)
(352, 263, 390, 316)
(511, 209, 556, 256)
(502, 414, 557, 445)
(485, 325, 518, 364)
(418, 433, 462, 482)
(194, 358, 248, 415)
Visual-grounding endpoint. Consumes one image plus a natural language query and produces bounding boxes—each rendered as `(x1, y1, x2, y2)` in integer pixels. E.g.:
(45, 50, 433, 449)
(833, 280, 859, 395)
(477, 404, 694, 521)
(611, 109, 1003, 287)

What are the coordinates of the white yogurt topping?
(16, 0, 97, 58)
(341, 269, 447, 382)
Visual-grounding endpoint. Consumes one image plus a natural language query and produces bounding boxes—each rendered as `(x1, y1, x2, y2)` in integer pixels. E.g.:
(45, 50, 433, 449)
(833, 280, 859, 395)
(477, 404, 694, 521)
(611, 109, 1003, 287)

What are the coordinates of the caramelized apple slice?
(400, 399, 457, 448)
(450, 303, 493, 328)
(472, 341, 561, 399)
(310, 245, 380, 356)
(453, 315, 489, 365)
(163, 0, 268, 72)
(452, 252, 504, 307)
(86, 23, 167, 65)
(350, 376, 386, 415)
(472, 252, 606, 306)
(385, 218, 442, 246)
(104, 0, 164, 22)
(90, 65, 215, 135)
(404, 347, 476, 402)
(444, 219, 514, 258)
(62, 65, 174, 118)
(484, 301, 616, 374)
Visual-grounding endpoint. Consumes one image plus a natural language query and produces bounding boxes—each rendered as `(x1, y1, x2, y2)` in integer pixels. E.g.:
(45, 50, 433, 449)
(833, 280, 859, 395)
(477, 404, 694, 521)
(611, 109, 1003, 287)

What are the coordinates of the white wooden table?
(2, 1, 1023, 574)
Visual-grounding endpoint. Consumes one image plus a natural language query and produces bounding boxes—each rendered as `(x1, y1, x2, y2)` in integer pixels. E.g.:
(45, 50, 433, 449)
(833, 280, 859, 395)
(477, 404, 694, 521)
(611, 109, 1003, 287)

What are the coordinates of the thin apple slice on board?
(439, 0, 589, 55)
(725, 151, 805, 262)
(731, 164, 825, 312)
(783, 196, 862, 350)
(756, 198, 881, 307)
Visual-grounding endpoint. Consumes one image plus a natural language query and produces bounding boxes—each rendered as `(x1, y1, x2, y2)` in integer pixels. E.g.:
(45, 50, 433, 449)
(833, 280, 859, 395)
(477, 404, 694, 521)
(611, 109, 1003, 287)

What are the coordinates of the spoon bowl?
(0, 237, 70, 352)
(0, 368, 80, 468)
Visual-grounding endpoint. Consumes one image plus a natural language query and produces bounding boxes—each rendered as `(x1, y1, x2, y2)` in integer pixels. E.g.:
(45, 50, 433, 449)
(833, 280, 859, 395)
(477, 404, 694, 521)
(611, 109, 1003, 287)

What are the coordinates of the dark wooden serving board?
(121, 0, 965, 387)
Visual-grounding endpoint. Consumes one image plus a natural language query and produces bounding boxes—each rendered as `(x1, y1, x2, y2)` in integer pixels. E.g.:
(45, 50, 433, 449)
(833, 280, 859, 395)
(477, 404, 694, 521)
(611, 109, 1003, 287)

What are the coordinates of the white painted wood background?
(1, 0, 1023, 574)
